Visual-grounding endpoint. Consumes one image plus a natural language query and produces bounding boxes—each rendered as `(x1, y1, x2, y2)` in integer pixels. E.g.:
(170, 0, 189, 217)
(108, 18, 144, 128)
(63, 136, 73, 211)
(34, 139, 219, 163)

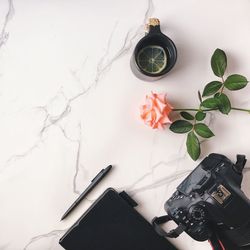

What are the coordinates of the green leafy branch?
(169, 48, 249, 161)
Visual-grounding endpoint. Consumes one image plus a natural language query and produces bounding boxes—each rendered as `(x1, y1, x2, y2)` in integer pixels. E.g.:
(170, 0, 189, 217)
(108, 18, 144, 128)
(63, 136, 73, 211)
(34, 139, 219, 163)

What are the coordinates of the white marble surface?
(0, 0, 250, 249)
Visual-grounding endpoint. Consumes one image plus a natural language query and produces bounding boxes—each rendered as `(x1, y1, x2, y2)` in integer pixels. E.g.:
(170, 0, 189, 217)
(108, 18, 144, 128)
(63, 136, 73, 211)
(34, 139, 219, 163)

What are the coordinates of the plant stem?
(172, 107, 250, 113)
(231, 107, 250, 113)
(172, 108, 216, 112)
(172, 108, 200, 111)
(220, 76, 225, 94)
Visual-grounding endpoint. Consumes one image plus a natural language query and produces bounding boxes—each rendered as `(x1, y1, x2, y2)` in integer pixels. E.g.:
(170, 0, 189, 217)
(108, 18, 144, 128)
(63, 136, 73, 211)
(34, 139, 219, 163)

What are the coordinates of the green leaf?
(211, 48, 227, 77)
(201, 98, 218, 109)
(202, 81, 222, 97)
(194, 123, 214, 138)
(195, 111, 206, 121)
(214, 93, 231, 114)
(180, 111, 194, 120)
(186, 131, 200, 161)
(170, 120, 193, 134)
(224, 74, 248, 90)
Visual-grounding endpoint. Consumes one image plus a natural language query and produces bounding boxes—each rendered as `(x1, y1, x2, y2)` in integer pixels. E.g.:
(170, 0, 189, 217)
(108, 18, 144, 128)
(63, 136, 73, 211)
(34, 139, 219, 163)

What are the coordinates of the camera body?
(165, 153, 250, 247)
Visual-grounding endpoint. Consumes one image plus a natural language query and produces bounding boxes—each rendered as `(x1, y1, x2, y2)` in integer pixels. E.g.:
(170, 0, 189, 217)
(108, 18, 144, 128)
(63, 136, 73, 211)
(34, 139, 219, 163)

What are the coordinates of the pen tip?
(106, 165, 112, 171)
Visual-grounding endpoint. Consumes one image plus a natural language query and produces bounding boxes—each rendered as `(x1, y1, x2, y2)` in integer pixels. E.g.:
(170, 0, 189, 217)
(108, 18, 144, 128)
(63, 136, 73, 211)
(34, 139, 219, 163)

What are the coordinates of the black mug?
(131, 18, 177, 81)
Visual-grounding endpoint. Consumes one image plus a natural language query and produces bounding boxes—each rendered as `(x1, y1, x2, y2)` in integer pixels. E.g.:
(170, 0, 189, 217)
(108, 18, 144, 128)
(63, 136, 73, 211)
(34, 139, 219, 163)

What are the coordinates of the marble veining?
(0, 0, 14, 49)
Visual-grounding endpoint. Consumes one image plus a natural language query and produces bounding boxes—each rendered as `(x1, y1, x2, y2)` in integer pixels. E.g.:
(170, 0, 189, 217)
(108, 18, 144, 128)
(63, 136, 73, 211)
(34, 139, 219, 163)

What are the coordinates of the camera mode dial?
(189, 206, 206, 222)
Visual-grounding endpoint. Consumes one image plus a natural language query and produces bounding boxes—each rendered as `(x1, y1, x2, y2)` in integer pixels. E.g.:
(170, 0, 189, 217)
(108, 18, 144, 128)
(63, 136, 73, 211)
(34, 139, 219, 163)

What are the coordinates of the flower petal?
(140, 92, 173, 129)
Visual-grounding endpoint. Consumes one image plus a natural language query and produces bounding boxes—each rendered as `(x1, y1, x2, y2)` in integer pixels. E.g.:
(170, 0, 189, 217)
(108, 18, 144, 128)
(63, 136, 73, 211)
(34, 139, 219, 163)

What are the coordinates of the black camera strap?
(152, 215, 186, 238)
(152, 216, 247, 250)
(234, 154, 247, 174)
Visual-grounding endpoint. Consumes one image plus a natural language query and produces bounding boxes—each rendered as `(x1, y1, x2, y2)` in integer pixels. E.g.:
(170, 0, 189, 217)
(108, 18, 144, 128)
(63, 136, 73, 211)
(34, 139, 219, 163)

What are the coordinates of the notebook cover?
(59, 188, 177, 250)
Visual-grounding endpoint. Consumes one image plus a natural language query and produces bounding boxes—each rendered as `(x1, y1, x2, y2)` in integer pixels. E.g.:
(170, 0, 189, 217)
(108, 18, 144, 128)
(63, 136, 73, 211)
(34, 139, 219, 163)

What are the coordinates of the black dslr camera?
(153, 153, 250, 249)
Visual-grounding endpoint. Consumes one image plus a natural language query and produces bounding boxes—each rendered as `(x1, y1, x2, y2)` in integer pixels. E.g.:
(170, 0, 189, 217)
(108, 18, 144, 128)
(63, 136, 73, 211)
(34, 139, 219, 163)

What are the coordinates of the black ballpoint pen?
(61, 165, 113, 220)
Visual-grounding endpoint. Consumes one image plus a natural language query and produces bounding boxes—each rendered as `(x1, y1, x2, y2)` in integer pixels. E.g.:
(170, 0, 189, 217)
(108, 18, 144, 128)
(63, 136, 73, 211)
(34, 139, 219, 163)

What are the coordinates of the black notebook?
(59, 188, 177, 250)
